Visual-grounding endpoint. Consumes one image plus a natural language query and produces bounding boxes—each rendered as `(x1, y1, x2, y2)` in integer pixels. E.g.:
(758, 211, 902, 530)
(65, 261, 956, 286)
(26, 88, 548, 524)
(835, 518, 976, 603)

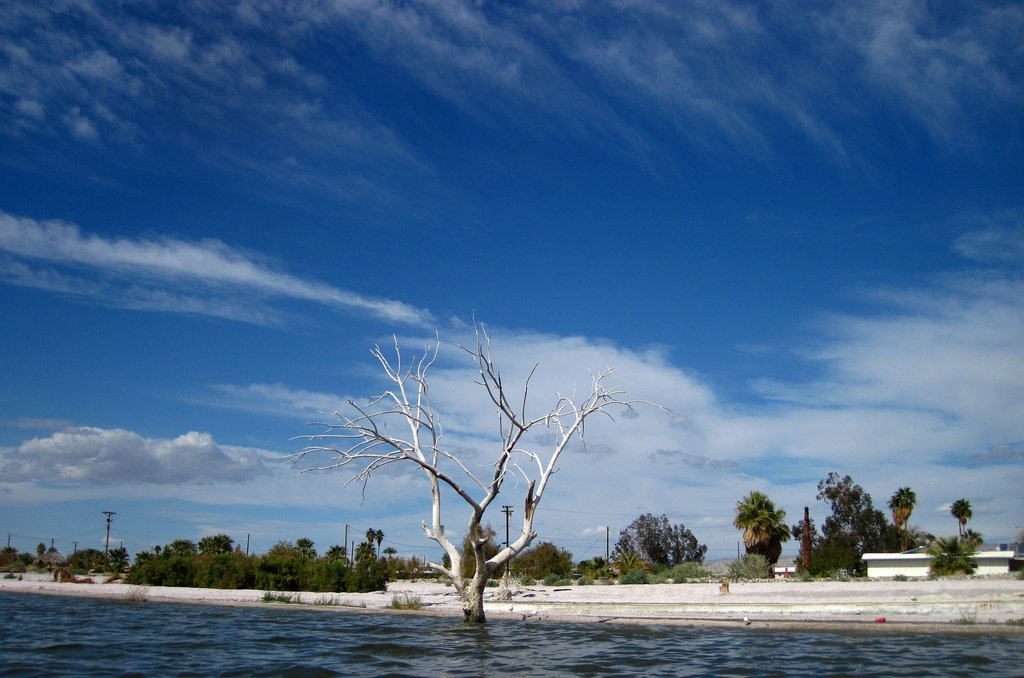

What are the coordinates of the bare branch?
(291, 323, 669, 623)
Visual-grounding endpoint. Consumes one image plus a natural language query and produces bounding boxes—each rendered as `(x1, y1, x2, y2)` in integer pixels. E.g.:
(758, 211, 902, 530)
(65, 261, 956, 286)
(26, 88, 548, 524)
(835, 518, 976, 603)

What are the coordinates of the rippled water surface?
(2, 592, 1022, 676)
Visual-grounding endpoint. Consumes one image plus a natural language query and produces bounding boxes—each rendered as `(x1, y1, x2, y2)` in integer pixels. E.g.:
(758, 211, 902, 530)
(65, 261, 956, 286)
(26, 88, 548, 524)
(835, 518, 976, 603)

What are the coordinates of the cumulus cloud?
(246, 268, 1024, 553)
(0, 427, 269, 485)
(0, 211, 435, 326)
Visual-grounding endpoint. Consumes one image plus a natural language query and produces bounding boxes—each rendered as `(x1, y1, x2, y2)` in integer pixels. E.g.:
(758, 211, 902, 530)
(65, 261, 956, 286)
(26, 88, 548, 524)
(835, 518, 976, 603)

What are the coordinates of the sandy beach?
(4, 573, 1023, 633)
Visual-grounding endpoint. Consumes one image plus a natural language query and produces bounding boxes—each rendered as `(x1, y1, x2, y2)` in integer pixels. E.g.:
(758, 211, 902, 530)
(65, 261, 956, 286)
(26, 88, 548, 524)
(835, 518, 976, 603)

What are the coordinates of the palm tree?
(612, 551, 649, 576)
(295, 537, 317, 560)
(963, 529, 984, 547)
(324, 545, 347, 561)
(887, 487, 917, 551)
(928, 536, 977, 576)
(733, 491, 791, 565)
(581, 556, 611, 579)
(198, 534, 233, 555)
(950, 499, 972, 538)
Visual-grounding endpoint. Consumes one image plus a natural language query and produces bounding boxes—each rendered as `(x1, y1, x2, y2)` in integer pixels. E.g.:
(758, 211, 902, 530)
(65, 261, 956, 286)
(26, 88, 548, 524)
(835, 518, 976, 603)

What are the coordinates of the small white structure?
(863, 543, 1024, 578)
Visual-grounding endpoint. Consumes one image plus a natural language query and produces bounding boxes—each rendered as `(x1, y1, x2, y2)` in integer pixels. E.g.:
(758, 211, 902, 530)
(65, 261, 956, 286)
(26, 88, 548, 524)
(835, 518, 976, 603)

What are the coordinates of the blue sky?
(1, 1, 1022, 563)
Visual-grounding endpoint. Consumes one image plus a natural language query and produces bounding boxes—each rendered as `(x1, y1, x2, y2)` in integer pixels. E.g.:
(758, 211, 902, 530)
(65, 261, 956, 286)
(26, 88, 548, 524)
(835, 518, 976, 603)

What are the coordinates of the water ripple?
(2, 592, 1022, 677)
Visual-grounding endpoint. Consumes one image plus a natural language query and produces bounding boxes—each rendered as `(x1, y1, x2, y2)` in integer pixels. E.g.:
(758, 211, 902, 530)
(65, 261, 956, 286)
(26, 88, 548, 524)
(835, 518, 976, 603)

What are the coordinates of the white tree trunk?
(291, 325, 666, 623)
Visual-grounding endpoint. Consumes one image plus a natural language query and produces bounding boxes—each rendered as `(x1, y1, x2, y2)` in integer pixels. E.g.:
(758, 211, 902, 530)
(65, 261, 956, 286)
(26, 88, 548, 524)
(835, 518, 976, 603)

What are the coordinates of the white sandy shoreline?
(3, 573, 1023, 633)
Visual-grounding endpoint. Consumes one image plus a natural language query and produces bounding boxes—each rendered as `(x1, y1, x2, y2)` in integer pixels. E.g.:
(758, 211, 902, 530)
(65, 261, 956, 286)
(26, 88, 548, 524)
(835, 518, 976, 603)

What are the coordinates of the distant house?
(862, 543, 1024, 578)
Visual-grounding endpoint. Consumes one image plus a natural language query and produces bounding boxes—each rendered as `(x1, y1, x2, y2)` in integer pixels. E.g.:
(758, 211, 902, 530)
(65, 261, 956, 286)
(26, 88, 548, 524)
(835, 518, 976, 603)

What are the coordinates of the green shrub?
(308, 559, 353, 592)
(669, 561, 710, 582)
(389, 593, 422, 610)
(519, 575, 535, 586)
(542, 573, 562, 586)
(262, 591, 299, 604)
(577, 576, 593, 586)
(728, 554, 771, 580)
(194, 552, 256, 589)
(255, 553, 308, 591)
(892, 574, 908, 582)
(618, 569, 651, 585)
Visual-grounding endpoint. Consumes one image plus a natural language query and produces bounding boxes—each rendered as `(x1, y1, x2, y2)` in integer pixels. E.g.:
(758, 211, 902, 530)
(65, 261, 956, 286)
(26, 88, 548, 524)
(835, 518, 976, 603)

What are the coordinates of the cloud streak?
(0, 211, 435, 326)
(2, 0, 1019, 206)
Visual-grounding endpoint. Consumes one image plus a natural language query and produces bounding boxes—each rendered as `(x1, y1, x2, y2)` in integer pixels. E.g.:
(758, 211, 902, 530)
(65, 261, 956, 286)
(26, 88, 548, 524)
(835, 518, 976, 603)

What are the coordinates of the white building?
(862, 542, 1024, 578)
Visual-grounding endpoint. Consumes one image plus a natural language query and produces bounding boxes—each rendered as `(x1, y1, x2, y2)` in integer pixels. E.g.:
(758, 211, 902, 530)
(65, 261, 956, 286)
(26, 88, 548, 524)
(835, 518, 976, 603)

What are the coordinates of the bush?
(194, 552, 256, 589)
(308, 559, 353, 592)
(519, 575, 535, 586)
(728, 554, 771, 580)
(669, 561, 710, 582)
(255, 553, 309, 591)
(577, 576, 593, 586)
(618, 569, 651, 585)
(542, 573, 562, 586)
(516, 542, 574, 580)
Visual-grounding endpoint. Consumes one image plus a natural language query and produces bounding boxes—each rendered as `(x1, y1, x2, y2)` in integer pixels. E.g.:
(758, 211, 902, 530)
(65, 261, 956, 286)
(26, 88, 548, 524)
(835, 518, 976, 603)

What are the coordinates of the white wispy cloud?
(0, 211, 435, 326)
(3, 0, 1018, 203)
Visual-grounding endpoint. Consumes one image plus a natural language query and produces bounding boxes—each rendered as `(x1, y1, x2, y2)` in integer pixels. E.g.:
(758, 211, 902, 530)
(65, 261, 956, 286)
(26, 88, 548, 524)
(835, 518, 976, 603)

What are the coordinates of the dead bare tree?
(290, 324, 664, 623)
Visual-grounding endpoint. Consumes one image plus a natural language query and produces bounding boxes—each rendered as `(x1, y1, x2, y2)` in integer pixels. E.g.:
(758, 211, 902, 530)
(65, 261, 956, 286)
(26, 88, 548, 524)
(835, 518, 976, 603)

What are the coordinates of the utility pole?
(344, 524, 350, 565)
(102, 511, 116, 569)
(73, 541, 78, 554)
(501, 506, 513, 577)
(606, 526, 610, 561)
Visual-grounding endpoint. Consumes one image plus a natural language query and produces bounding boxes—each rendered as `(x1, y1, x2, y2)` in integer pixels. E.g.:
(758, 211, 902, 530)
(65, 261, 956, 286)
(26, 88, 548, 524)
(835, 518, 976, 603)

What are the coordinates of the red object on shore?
(874, 617, 886, 623)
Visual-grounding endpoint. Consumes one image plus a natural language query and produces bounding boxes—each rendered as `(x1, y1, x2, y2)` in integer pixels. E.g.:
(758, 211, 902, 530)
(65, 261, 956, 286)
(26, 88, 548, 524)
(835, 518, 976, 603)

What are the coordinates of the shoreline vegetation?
(3, 572, 1023, 634)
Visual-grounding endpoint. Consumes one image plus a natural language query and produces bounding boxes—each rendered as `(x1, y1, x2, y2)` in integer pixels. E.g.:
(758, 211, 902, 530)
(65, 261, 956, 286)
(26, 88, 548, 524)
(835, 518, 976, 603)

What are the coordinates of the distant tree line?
(125, 532, 400, 593)
(736, 471, 989, 577)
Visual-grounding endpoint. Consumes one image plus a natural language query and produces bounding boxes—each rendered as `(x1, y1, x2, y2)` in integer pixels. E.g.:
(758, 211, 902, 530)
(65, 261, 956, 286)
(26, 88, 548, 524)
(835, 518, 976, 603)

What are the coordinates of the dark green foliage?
(515, 541, 574, 580)
(618, 569, 651, 585)
(198, 534, 234, 555)
(295, 538, 317, 560)
(166, 539, 198, 557)
(613, 513, 708, 566)
(108, 546, 129, 573)
(308, 559, 353, 591)
(126, 554, 197, 587)
(460, 525, 501, 578)
(255, 550, 310, 591)
(125, 535, 388, 593)
(928, 536, 978, 576)
(814, 473, 902, 575)
(347, 559, 389, 592)
(193, 552, 256, 589)
(68, 548, 106, 572)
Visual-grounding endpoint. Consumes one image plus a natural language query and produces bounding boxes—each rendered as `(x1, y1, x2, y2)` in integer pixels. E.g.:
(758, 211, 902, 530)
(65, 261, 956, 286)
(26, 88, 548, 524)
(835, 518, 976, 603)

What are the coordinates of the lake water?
(2, 592, 1022, 676)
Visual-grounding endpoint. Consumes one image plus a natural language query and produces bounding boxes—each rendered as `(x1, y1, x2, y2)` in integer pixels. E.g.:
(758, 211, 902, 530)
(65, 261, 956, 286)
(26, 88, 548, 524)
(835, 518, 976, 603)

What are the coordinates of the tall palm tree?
(733, 491, 791, 565)
(950, 499, 972, 538)
(365, 529, 384, 559)
(887, 487, 917, 552)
